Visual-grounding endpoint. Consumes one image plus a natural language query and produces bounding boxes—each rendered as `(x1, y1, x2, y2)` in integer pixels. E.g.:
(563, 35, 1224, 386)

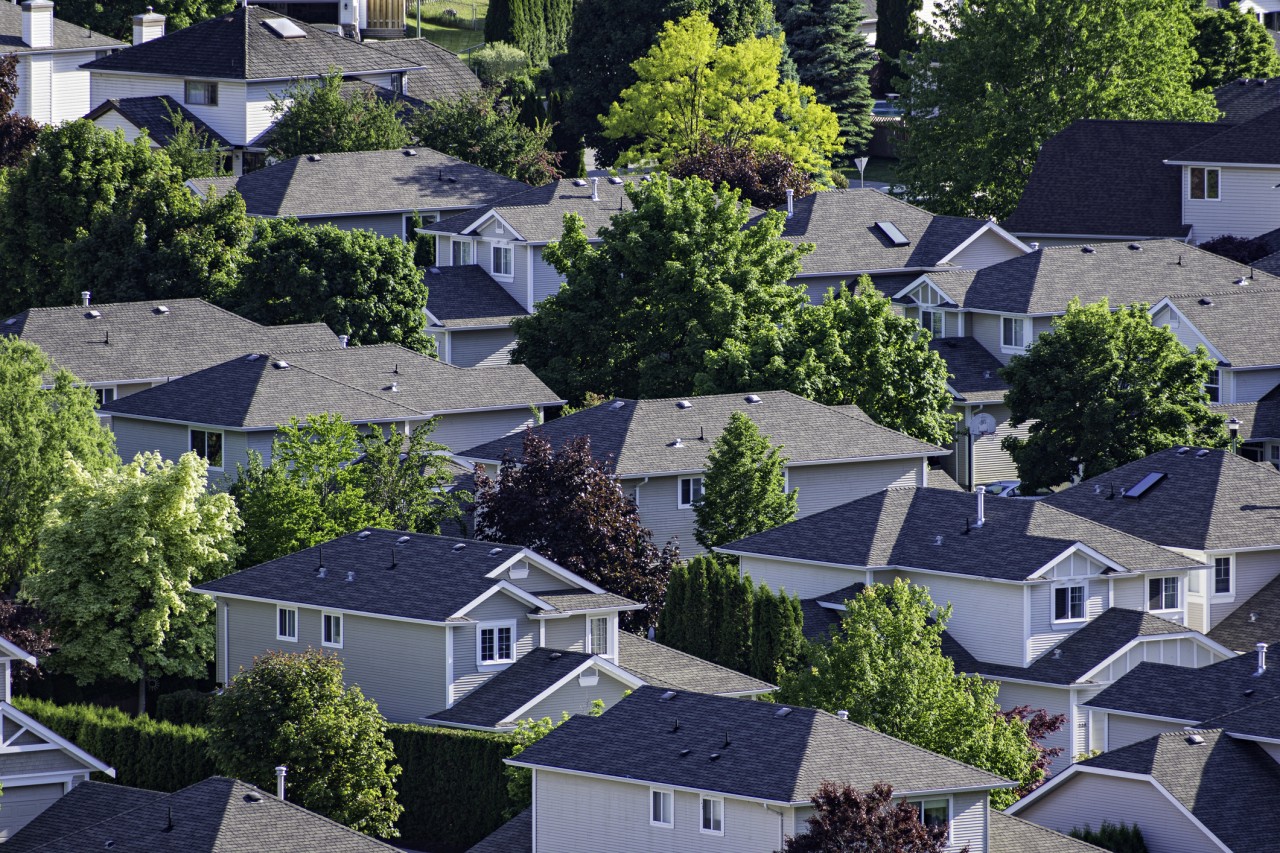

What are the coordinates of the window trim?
(94, 385, 117, 406)
(586, 615, 610, 657)
(699, 795, 724, 836)
(452, 239, 472, 266)
(476, 619, 517, 667)
(1212, 555, 1235, 601)
(1051, 581, 1087, 625)
(904, 796, 952, 843)
(404, 211, 438, 241)
(321, 611, 343, 648)
(491, 243, 514, 278)
(1205, 367, 1221, 404)
(1189, 166, 1221, 201)
(189, 428, 224, 470)
(184, 79, 218, 106)
(677, 476, 704, 509)
(650, 788, 674, 828)
(920, 308, 945, 339)
(1148, 576, 1181, 613)
(1000, 315, 1029, 353)
(276, 606, 298, 642)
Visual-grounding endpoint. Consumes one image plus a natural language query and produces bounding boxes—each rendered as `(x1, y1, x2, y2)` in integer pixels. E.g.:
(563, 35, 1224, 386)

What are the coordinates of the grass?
(404, 0, 488, 53)
(841, 157, 899, 187)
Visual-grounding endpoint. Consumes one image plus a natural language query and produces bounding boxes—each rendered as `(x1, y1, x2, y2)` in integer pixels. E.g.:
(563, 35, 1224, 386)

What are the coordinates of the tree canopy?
(484, 0, 576, 65)
(410, 90, 561, 186)
(668, 139, 814, 208)
(896, 0, 1219, 219)
(0, 56, 38, 168)
(160, 102, 231, 180)
(875, 0, 924, 63)
(782, 782, 951, 853)
(1188, 1, 1280, 91)
(1001, 298, 1226, 491)
(268, 70, 412, 161)
(55, 0, 234, 41)
(694, 411, 797, 550)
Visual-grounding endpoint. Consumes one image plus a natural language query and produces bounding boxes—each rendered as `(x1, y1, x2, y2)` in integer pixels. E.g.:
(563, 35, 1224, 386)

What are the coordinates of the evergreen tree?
(750, 583, 802, 683)
(684, 555, 713, 661)
(694, 411, 798, 550)
(715, 568, 753, 672)
(1188, 0, 1280, 90)
(875, 0, 923, 65)
(657, 561, 689, 648)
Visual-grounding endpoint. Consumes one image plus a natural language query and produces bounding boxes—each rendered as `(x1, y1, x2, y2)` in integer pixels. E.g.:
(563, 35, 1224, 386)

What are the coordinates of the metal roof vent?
(549, 651, 562, 659)
(1199, 297, 1213, 306)
(709, 753, 721, 761)
(572, 178, 588, 187)
(1128, 243, 1143, 251)
(3, 318, 15, 325)
(272, 360, 290, 369)
(660, 691, 677, 701)
(488, 547, 502, 556)
(669, 438, 683, 448)
(982, 370, 991, 379)
(775, 707, 792, 717)
(744, 394, 762, 404)
(676, 400, 693, 409)
(608, 175, 624, 185)
(452, 543, 466, 552)
(1235, 277, 1249, 286)
(346, 570, 355, 582)
(307, 154, 321, 162)
(836, 710, 848, 721)
(1186, 733, 1205, 745)
(1250, 611, 1259, 623)
(403, 149, 417, 156)
(245, 354, 260, 361)
(428, 267, 440, 275)
(243, 792, 263, 803)
(933, 534, 944, 546)
(1176, 446, 1189, 454)
(155, 305, 170, 314)
(1081, 246, 1096, 254)
(678, 748, 691, 757)
(1052, 648, 1062, 659)
(397, 535, 411, 544)
(357, 530, 372, 540)
(387, 382, 398, 392)
(1195, 449, 1210, 458)
(610, 400, 626, 410)
(87, 310, 101, 319)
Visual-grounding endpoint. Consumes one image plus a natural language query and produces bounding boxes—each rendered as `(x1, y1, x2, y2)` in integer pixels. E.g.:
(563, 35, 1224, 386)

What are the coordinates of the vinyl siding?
(448, 328, 517, 368)
(1088, 637, 1226, 685)
(1112, 576, 1145, 610)
(244, 81, 279, 145)
(947, 230, 1025, 269)
(893, 570, 1027, 667)
(1184, 165, 1280, 241)
(1212, 549, 1280, 627)
(542, 615, 589, 652)
(801, 275, 852, 305)
(513, 668, 633, 723)
(948, 792, 988, 853)
(110, 417, 191, 462)
(1151, 305, 1212, 355)
(1231, 368, 1280, 403)
(738, 555, 866, 600)
(90, 74, 250, 146)
(967, 313, 1012, 364)
(50, 52, 97, 123)
(94, 110, 159, 145)
(530, 246, 565, 305)
(513, 242, 530, 309)
(630, 474, 701, 554)
(117, 381, 159, 397)
(1105, 713, 1191, 751)
(787, 459, 923, 519)
(1027, 577, 1109, 660)
(991, 682, 1073, 769)
(427, 408, 536, 452)
(505, 562, 579, 595)
(0, 783, 71, 841)
(970, 405, 1028, 485)
(303, 213, 407, 240)
(449, 591, 539, 704)
(20, 55, 51, 124)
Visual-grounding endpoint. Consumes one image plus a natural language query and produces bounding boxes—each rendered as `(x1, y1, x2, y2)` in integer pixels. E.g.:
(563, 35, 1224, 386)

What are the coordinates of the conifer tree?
(683, 555, 713, 661)
(750, 583, 803, 683)
(694, 412, 798, 550)
(657, 561, 689, 648)
(716, 569, 753, 672)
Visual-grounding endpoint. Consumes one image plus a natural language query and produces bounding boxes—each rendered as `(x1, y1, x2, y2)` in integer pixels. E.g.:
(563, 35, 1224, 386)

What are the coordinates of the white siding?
(1088, 637, 1227, 685)
(738, 555, 866, 601)
(89, 73, 250, 145)
(1184, 165, 1280, 241)
(92, 109, 159, 145)
(894, 570, 1027, 667)
(50, 51, 97, 122)
(245, 81, 279, 146)
(947, 230, 1026, 269)
(20, 55, 51, 124)
(1105, 713, 1192, 751)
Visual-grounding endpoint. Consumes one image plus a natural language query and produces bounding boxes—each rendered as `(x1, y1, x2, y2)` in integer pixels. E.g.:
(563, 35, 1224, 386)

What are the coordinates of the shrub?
(155, 689, 214, 727)
(1070, 820, 1149, 853)
(468, 42, 529, 87)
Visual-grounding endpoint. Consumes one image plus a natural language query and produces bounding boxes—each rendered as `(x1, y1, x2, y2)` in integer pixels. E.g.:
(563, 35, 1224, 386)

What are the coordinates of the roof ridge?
(212, 777, 400, 848)
(1165, 283, 1280, 300)
(1038, 502, 1208, 569)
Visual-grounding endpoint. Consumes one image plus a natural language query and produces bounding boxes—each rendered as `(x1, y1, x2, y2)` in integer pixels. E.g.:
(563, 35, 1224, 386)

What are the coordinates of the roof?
(81, 6, 419, 81)
(101, 343, 560, 429)
(929, 336, 1008, 402)
(426, 177, 642, 244)
(614, 632, 774, 696)
(1199, 694, 1280, 742)
(1159, 285, 1280, 368)
(1213, 78, 1280, 125)
(1, 298, 338, 385)
(85, 96, 231, 147)
(7, 777, 398, 852)
(1003, 120, 1222, 239)
(0, 1, 122, 53)
(466, 809, 531, 853)
(189, 148, 526, 218)
(363, 37, 481, 101)
(1042, 447, 1280, 551)
(1209, 571, 1280, 652)
(425, 265, 530, 328)
(987, 811, 1108, 853)
(1257, 249, 1280, 277)
(509, 686, 1011, 804)
(197, 529, 588, 623)
(798, 583, 867, 642)
(1168, 105, 1280, 165)
(461, 391, 942, 475)
(1085, 652, 1280, 726)
(721, 487, 1200, 583)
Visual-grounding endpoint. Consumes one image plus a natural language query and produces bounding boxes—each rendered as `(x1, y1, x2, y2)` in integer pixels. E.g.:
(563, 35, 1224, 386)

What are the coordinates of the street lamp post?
(1228, 416, 1241, 454)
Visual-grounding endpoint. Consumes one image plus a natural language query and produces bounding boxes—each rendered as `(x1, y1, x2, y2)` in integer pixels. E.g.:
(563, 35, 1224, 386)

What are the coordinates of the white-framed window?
(322, 612, 343, 648)
(906, 797, 950, 833)
(477, 620, 516, 665)
(587, 616, 609, 655)
(650, 788, 674, 828)
(190, 429, 224, 469)
(1053, 582, 1086, 623)
(1271, 444, 1280, 463)
(699, 796, 724, 835)
(920, 309, 944, 338)
(452, 240, 472, 265)
(678, 477, 704, 508)
(1001, 316, 1028, 352)
(184, 80, 218, 106)
(492, 244, 513, 277)
(276, 606, 298, 642)
(390, 72, 404, 95)
(1148, 576, 1180, 612)
(404, 211, 438, 241)
(95, 386, 116, 406)
(1205, 368, 1221, 403)
(1190, 167, 1220, 201)
(1213, 556, 1233, 597)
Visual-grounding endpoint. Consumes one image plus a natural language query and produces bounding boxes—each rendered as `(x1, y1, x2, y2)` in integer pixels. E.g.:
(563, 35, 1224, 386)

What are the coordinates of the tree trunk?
(137, 663, 147, 717)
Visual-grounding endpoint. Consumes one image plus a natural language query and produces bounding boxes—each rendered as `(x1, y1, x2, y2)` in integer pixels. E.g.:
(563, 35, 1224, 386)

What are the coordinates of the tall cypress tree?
(876, 0, 923, 63)
(716, 569, 753, 672)
(657, 561, 689, 648)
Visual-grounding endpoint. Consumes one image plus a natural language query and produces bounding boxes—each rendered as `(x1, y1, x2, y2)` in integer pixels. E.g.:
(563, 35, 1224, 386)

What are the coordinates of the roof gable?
(86, 96, 231, 148)
(1156, 286, 1280, 368)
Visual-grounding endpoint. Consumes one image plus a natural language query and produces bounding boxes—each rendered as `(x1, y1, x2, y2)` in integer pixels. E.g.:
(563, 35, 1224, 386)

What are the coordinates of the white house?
(0, 0, 121, 124)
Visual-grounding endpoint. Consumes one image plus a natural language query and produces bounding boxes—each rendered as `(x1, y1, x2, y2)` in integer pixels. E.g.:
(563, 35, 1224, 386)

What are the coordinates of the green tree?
(161, 101, 230, 180)
(207, 649, 402, 837)
(0, 339, 117, 590)
(1001, 298, 1226, 491)
(23, 452, 241, 713)
(875, 0, 924, 66)
(694, 411, 797, 550)
(0, 55, 38, 168)
(410, 90, 561, 186)
(750, 581, 803, 683)
(896, 0, 1219, 219)
(1188, 1, 1280, 90)
(600, 13, 841, 179)
(778, 579, 1061, 808)
(55, 0, 234, 41)
(659, 555, 766, 675)
(656, 560, 690, 649)
(483, 0, 576, 65)
(504, 699, 605, 816)
(268, 70, 411, 160)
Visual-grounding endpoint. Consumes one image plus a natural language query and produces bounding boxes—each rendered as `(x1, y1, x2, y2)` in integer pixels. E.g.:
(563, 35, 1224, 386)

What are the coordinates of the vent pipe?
(275, 766, 287, 800)
(1256, 642, 1268, 677)
(338, 334, 349, 348)
(836, 710, 848, 721)
(975, 486, 985, 528)
(81, 291, 91, 307)
(785, 188, 794, 219)
(591, 177, 599, 201)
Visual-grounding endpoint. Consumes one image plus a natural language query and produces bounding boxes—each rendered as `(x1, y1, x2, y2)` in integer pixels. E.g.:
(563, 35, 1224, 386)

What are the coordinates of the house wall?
(447, 328, 518, 368)
(245, 81, 280, 146)
(110, 417, 190, 462)
(503, 561, 579, 595)
(45, 51, 97, 123)
(1212, 548, 1280, 627)
(92, 110, 158, 145)
(542, 614, 590, 652)
(993, 682, 1073, 766)
(303, 213, 407, 240)
(1089, 638, 1226, 686)
(513, 669, 632, 724)
(1231, 368, 1280, 404)
(891, 570, 1027, 668)
(530, 246, 565, 305)
(737, 555, 866, 600)
(1026, 574, 1109, 661)
(967, 313, 1012, 365)
(423, 408, 536, 452)
(1103, 712, 1190, 751)
(0, 781, 78, 842)
(948, 231, 1026, 269)
(448, 591, 539, 704)
(1184, 165, 1280, 241)
(90, 73, 251, 146)
(787, 459, 924, 519)
(967, 404, 1027, 486)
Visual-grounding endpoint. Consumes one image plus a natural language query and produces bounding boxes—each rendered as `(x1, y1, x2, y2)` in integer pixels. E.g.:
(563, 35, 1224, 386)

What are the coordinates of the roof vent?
(81, 291, 91, 307)
(317, 566, 326, 579)
(775, 707, 792, 717)
(744, 394, 762, 404)
(609, 400, 626, 410)
(346, 570, 355, 582)
(608, 176, 624, 185)
(452, 543, 466, 552)
(1081, 246, 1096, 254)
(1186, 733, 1205, 745)
(307, 154, 321, 162)
(1199, 297, 1213, 306)
(709, 753, 721, 761)
(386, 382, 398, 392)
(397, 535, 411, 544)
(1128, 243, 1143, 251)
(403, 149, 417, 157)
(1245, 688, 1256, 697)
(427, 267, 440, 276)
(3, 318, 15, 325)
(679, 748, 691, 757)
(676, 400, 693, 409)
(155, 305, 170, 314)
(87, 310, 101, 319)
(1052, 648, 1062, 659)
(264, 17, 307, 38)
(245, 354, 260, 361)
(572, 179, 588, 187)
(488, 547, 502, 556)
(549, 651, 562, 659)
(1124, 471, 1166, 499)
(272, 360, 290, 369)
(660, 690, 677, 701)
(1250, 611, 1259, 623)
(105, 843, 115, 850)
(243, 792, 263, 803)
(933, 534, 944, 546)
(836, 710, 848, 721)
(982, 369, 991, 379)
(669, 438, 683, 448)
(1195, 449, 1210, 458)
(357, 530, 372, 540)
(874, 221, 910, 246)
(1176, 446, 1189, 455)
(1235, 277, 1249, 286)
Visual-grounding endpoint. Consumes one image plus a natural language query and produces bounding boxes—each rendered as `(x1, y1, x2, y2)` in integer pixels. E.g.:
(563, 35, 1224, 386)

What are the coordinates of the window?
(650, 789, 674, 827)
(184, 80, 218, 106)
(1214, 556, 1233, 596)
(95, 387, 116, 406)
(906, 798, 950, 831)
(276, 606, 298, 641)
(322, 612, 342, 648)
(390, 72, 404, 95)
(190, 429, 223, 469)
(1205, 368, 1221, 403)
(700, 796, 724, 835)
(1190, 167, 1220, 201)
(588, 616, 609, 655)
(1271, 445, 1280, 463)
(477, 621, 515, 665)
(678, 477, 704, 508)
(1001, 316, 1028, 351)
(920, 309, 944, 338)
(1053, 583, 1085, 622)
(452, 240, 472, 265)
(404, 212, 437, 241)
(1149, 576, 1179, 611)
(492, 245, 513, 277)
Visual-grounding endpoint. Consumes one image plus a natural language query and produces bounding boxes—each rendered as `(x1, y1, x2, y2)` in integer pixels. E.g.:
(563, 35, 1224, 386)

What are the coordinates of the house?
(718, 486, 1235, 764)
(459, 391, 945, 554)
(490, 685, 1098, 853)
(927, 336, 1021, 488)
(196, 529, 771, 727)
(0, 0, 121, 124)
(4, 776, 400, 851)
(421, 265, 530, 367)
(1007, 728, 1280, 853)
(82, 7, 477, 174)
(87, 94, 231, 154)
(101, 343, 563, 477)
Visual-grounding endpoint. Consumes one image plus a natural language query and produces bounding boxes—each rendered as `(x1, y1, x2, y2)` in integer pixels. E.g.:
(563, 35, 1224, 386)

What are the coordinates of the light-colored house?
(0, 0, 121, 124)
(927, 336, 1023, 488)
(460, 391, 945, 554)
(196, 530, 771, 727)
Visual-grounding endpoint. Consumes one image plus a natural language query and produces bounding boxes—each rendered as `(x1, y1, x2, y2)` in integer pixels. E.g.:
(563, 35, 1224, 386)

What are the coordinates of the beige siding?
(894, 570, 1028, 667)
(967, 313, 1009, 365)
(1212, 549, 1280, 627)
(1105, 713, 1191, 751)
(1184, 165, 1280, 241)
(305, 213, 406, 240)
(971, 405, 1028, 486)
(111, 417, 190, 463)
(530, 246, 566, 305)
(788, 459, 922, 519)
(450, 591, 539, 704)
(448, 328, 517, 368)
(948, 230, 1025, 269)
(738, 555, 866, 601)
(993, 683, 1073, 767)
(116, 381, 157, 398)
(514, 668, 633, 723)
(542, 615, 589, 652)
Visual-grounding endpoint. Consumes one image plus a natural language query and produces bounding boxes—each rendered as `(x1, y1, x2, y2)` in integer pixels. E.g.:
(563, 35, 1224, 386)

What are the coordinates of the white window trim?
(184, 80, 218, 106)
(650, 788, 674, 828)
(1211, 554, 1235, 602)
(452, 239, 472, 266)
(1189, 166, 1221, 202)
(276, 606, 298, 642)
(94, 385, 117, 405)
(491, 243, 514, 279)
(1051, 581, 1087, 625)
(699, 795, 724, 836)
(904, 795, 953, 844)
(189, 428, 225, 470)
(1000, 315, 1029, 354)
(321, 611, 343, 648)
(403, 211, 438, 240)
(677, 476, 704, 509)
(920, 308, 945, 338)
(586, 615, 611, 656)
(476, 619, 517, 667)
(1147, 576, 1182, 614)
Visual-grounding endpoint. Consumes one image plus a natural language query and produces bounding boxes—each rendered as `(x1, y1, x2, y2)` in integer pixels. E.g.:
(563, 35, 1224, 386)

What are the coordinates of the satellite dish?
(971, 413, 998, 437)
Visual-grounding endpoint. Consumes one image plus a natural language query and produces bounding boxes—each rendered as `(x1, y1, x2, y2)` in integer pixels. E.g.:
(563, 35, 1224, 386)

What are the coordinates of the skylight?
(874, 221, 910, 247)
(263, 17, 307, 38)
(1123, 471, 1166, 499)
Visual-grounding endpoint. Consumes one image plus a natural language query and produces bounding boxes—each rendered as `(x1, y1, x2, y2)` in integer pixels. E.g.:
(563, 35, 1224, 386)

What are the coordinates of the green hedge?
(14, 697, 214, 792)
(155, 689, 214, 727)
(388, 724, 519, 849)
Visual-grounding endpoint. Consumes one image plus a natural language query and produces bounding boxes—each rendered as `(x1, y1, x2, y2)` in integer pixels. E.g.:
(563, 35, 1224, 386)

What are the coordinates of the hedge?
(155, 689, 214, 727)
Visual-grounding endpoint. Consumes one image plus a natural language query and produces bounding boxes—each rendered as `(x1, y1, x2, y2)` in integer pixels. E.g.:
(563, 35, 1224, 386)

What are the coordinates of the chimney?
(132, 6, 165, 44)
(785, 188, 794, 219)
(1256, 642, 1268, 677)
(275, 766, 287, 800)
(21, 0, 53, 51)
(337, 334, 349, 348)
(836, 710, 848, 721)
(590, 177, 599, 201)
(975, 486, 985, 528)
(81, 291, 91, 307)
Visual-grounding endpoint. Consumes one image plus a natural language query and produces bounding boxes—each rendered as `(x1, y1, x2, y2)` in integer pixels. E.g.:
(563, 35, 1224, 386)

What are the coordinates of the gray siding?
(543, 615, 589, 652)
(971, 405, 1028, 486)
(801, 275, 852, 304)
(514, 668, 633, 723)
(948, 230, 1025, 268)
(967, 313, 1009, 365)
(0, 783, 70, 842)
(1027, 574, 1108, 660)
(0, 750, 91, 775)
(1212, 548, 1280, 627)
(513, 242, 531, 309)
(1112, 576, 1144, 611)
(1184, 165, 1280, 241)
(448, 328, 517, 368)
(306, 213, 406, 240)
(894, 570, 1028, 668)
(449, 592, 539, 704)
(1105, 713, 1190, 751)
(530, 246, 565, 305)
(1232, 368, 1280, 403)
(428, 409, 536, 452)
(948, 792, 988, 853)
(630, 474, 700, 554)
(111, 417, 190, 463)
(788, 459, 922, 519)
(739, 555, 867, 600)
(992, 682, 1073, 770)
(505, 562, 579, 595)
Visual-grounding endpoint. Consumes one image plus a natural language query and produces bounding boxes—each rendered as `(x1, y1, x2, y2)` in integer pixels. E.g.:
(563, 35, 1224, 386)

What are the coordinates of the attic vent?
(1081, 246, 1096, 254)
(709, 753, 721, 761)
(273, 360, 290, 369)
(1199, 297, 1213, 306)
(679, 748, 691, 757)
(1176, 446, 1189, 455)
(307, 154, 321, 162)
(396, 535, 411, 544)
(609, 400, 626, 410)
(87, 310, 102, 319)
(1186, 733, 1205, 745)
(428, 267, 440, 274)
(669, 438, 684, 448)
(1235, 277, 1249, 287)
(744, 394, 762, 404)
(660, 691, 677, 701)
(676, 400, 693, 410)
(264, 17, 307, 38)
(155, 305, 170, 314)
(572, 179, 588, 187)
(488, 547, 502, 556)
(1195, 449, 1210, 458)
(357, 530, 372, 540)
(1128, 243, 1143, 251)
(775, 707, 792, 717)
(1250, 612, 1259, 623)
(452, 543, 466, 552)
(1123, 471, 1166, 499)
(403, 149, 418, 157)
(346, 570, 355, 582)
(243, 792, 263, 803)
(608, 176, 624, 185)
(386, 382, 399, 392)
(549, 651, 562, 659)
(933, 534, 944, 546)
(3, 318, 15, 325)
(874, 221, 910, 246)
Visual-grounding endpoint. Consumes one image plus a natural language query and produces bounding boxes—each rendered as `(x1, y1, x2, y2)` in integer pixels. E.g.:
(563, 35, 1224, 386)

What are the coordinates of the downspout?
(631, 477, 649, 509)
(764, 804, 786, 849)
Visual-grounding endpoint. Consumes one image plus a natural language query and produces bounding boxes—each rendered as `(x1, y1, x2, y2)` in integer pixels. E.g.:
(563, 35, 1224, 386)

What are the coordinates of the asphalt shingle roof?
(510, 686, 1011, 803)
(0, 1, 121, 52)
(427, 648, 600, 728)
(1257, 249, 1280, 277)
(929, 336, 1008, 402)
(1209, 571, 1280, 652)
(1213, 78, 1280, 124)
(1199, 694, 1280, 741)
(465, 809, 531, 853)
(461, 391, 942, 476)
(614, 632, 774, 696)
(190, 148, 526, 218)
(424, 265, 530, 327)
(2, 298, 338, 385)
(85, 96, 230, 147)
(426, 177, 643, 244)
(1085, 653, 1280, 726)
(535, 592, 639, 613)
(721, 487, 1200, 582)
(1170, 105, 1280, 165)
(1042, 447, 1280, 551)
(101, 343, 560, 429)
(988, 811, 1108, 853)
(4, 782, 162, 853)
(363, 37, 481, 101)
(1161, 285, 1280, 368)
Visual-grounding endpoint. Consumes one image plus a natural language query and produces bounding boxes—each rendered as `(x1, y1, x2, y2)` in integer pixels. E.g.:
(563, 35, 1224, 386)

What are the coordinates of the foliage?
(1188, 2, 1280, 91)
(783, 781, 953, 853)
(54, 0, 234, 41)
(23, 452, 240, 711)
(14, 697, 215, 791)
(0, 599, 53, 686)
(1069, 821, 1149, 853)
(1001, 298, 1226, 491)
(267, 70, 411, 161)
(231, 217, 433, 353)
(0, 339, 117, 589)
(467, 41, 531, 86)
(750, 577, 805, 683)
(407, 210, 435, 267)
(208, 649, 402, 837)
(155, 689, 213, 726)
(473, 431, 679, 631)
(504, 699, 605, 815)
(1198, 233, 1278, 265)
(669, 138, 814, 208)
(694, 411, 797, 549)
(0, 55, 38, 168)
(600, 13, 841, 180)
(483, 0, 574, 65)
(411, 90, 561, 186)
(896, 0, 1219, 219)
(161, 101, 229, 180)
(778, 579, 1065, 809)
(875, 0, 923, 62)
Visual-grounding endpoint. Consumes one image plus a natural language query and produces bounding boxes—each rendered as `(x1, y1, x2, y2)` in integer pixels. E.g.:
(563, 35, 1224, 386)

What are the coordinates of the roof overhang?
(0, 703, 115, 777)
(1164, 159, 1280, 169)
(197, 588, 453, 626)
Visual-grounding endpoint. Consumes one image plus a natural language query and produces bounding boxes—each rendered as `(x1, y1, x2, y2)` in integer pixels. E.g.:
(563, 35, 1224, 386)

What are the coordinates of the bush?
(155, 689, 214, 727)
(468, 42, 530, 87)
(1070, 820, 1149, 853)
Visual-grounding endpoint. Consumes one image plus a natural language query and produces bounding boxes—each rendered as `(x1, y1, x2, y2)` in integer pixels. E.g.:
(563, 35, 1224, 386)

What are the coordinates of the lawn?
(841, 157, 899, 187)
(405, 0, 487, 53)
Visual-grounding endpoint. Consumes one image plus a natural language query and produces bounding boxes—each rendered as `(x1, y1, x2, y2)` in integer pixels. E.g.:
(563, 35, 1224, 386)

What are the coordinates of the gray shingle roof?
(9, 777, 397, 852)
(1257, 249, 1280, 277)
(1199, 694, 1280, 741)
(1169, 105, 1280, 165)
(461, 391, 942, 476)
(1, 298, 338, 385)
(0, 1, 121, 52)
(1042, 447, 1280, 551)
(614, 632, 774, 696)
(101, 343, 560, 429)
(1074, 728, 1280, 852)
(721, 487, 1200, 582)
(1161, 285, 1280, 368)
(81, 6, 419, 80)
(930, 336, 1008, 402)
(1214, 78, 1280, 124)
(190, 148, 526, 218)
(988, 811, 1108, 853)
(1085, 653, 1280, 726)
(510, 686, 1011, 804)
(363, 37, 481, 101)
(466, 809, 531, 853)
(424, 265, 530, 328)
(1209, 571, 1280, 652)
(85, 96, 231, 147)
(427, 648, 603, 728)
(4, 782, 163, 853)
(535, 592, 639, 614)
(426, 177, 642, 244)
(197, 529, 581, 622)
